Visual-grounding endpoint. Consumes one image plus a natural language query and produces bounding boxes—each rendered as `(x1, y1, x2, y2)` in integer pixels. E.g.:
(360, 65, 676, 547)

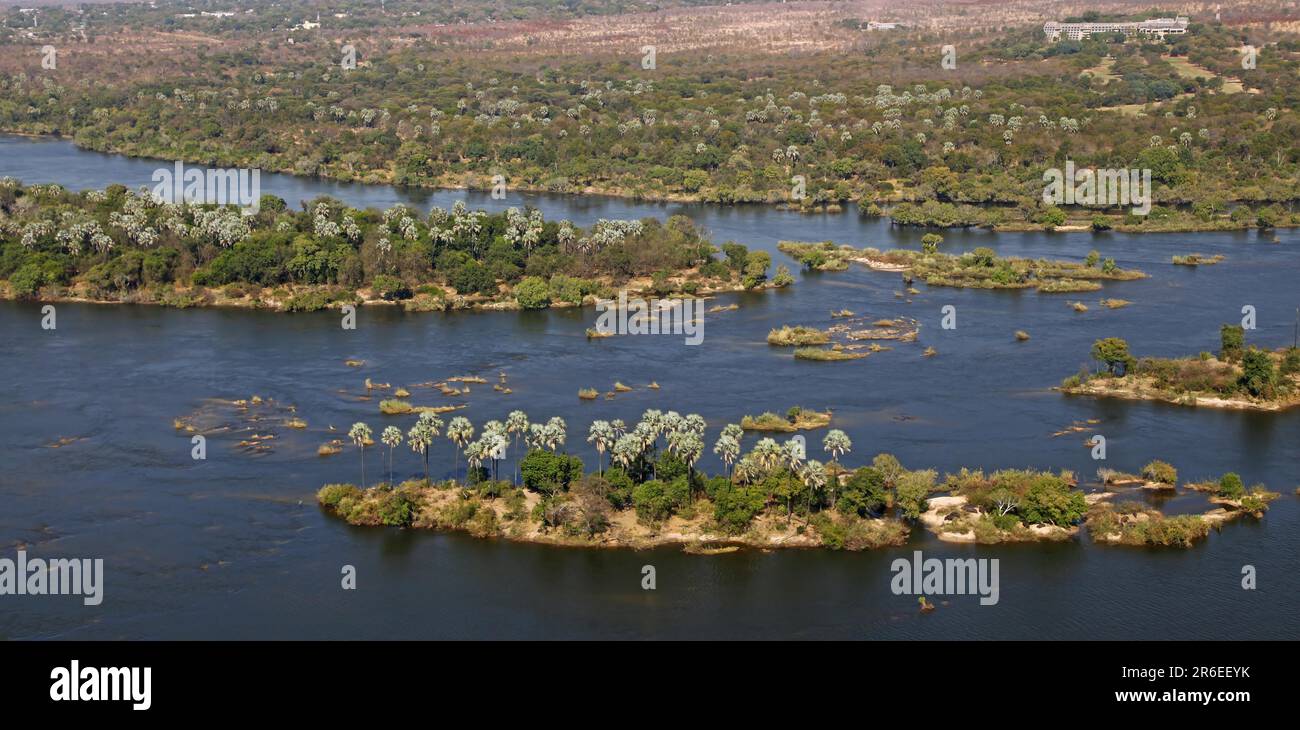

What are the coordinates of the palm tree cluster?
(343, 412, 854, 511)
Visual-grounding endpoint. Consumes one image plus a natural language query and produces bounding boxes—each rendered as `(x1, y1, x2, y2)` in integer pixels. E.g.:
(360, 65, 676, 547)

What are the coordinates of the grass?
(379, 399, 413, 415)
(1015, 330, 1030, 341)
(1172, 254, 1225, 266)
(578, 388, 599, 400)
(778, 241, 852, 271)
(859, 247, 1144, 292)
(1070, 301, 1089, 312)
(794, 347, 866, 361)
(740, 408, 832, 432)
(1100, 299, 1130, 309)
(1086, 505, 1211, 548)
(767, 325, 831, 346)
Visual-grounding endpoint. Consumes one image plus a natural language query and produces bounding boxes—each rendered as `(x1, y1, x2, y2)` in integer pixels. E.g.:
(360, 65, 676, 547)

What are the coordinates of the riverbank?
(0, 274, 773, 314)
(5, 132, 1294, 234)
(318, 480, 912, 552)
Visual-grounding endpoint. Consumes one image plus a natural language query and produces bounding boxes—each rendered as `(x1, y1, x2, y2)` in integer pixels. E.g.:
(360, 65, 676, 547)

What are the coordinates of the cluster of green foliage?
(1081, 331, 1297, 400)
(949, 467, 1088, 528)
(0, 182, 754, 306)
(853, 245, 1144, 292)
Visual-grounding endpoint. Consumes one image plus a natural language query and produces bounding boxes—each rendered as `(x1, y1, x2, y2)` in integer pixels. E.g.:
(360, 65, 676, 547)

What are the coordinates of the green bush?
(377, 489, 416, 527)
(519, 449, 583, 495)
(1217, 472, 1245, 499)
(513, 275, 551, 308)
(318, 483, 362, 509)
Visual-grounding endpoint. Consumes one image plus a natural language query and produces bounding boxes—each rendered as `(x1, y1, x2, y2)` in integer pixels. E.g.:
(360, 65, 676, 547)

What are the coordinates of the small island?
(312, 409, 1274, 552)
(1061, 327, 1300, 410)
(779, 240, 1145, 292)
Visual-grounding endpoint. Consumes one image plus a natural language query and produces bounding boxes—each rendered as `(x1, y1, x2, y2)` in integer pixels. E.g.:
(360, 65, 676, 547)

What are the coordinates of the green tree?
(1239, 347, 1276, 397)
(1220, 324, 1245, 361)
(1091, 337, 1135, 376)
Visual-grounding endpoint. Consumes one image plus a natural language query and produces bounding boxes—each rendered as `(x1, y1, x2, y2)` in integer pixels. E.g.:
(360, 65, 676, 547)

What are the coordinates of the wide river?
(2, 135, 1297, 639)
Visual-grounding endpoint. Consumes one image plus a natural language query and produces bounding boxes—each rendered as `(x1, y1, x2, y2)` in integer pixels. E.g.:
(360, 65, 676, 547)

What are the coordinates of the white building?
(1044, 16, 1189, 42)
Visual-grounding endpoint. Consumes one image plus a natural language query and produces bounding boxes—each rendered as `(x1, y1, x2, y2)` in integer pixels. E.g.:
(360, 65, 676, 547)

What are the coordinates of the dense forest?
(0, 180, 770, 307)
(0, 4, 1297, 228)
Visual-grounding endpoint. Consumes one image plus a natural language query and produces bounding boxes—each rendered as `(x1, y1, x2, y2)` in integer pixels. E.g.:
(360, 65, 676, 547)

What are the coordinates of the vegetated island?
(779, 240, 1145, 292)
(313, 409, 1274, 552)
(1060, 327, 1300, 411)
(926, 459, 1277, 548)
(768, 314, 921, 361)
(0, 180, 790, 311)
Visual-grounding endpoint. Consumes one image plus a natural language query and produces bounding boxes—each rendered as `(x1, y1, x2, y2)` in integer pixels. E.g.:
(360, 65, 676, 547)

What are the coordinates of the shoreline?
(1, 271, 775, 314)
(1058, 379, 1300, 413)
(4, 131, 1294, 234)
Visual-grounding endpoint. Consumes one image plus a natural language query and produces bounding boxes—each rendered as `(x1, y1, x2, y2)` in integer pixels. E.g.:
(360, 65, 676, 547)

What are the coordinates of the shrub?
(1216, 472, 1245, 499)
(1141, 460, 1178, 485)
(838, 467, 888, 517)
(377, 489, 416, 527)
(1220, 324, 1245, 361)
(520, 449, 584, 495)
(371, 274, 411, 300)
(513, 275, 551, 309)
(711, 482, 767, 534)
(318, 483, 362, 509)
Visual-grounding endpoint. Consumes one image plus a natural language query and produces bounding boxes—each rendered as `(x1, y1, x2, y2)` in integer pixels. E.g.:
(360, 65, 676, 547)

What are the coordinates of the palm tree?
(380, 426, 402, 485)
(544, 416, 567, 452)
(464, 440, 485, 482)
(447, 416, 474, 479)
(752, 438, 782, 474)
(683, 413, 706, 436)
(407, 421, 433, 484)
(822, 429, 851, 464)
(640, 409, 664, 453)
(822, 429, 851, 507)
(348, 422, 372, 488)
(783, 437, 805, 473)
(800, 459, 827, 517)
(678, 432, 703, 500)
(611, 419, 627, 438)
(612, 434, 640, 473)
(505, 410, 529, 484)
(721, 423, 743, 443)
(733, 454, 760, 485)
(587, 420, 614, 475)
(482, 420, 507, 481)
(713, 433, 739, 477)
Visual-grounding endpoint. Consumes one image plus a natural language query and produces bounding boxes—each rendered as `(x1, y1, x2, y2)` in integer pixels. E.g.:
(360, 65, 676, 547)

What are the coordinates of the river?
(2, 134, 1297, 639)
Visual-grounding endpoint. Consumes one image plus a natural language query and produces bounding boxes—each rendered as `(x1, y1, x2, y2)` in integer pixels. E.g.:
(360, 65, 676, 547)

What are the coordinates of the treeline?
(0, 180, 763, 307)
(2, 16, 1297, 212)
